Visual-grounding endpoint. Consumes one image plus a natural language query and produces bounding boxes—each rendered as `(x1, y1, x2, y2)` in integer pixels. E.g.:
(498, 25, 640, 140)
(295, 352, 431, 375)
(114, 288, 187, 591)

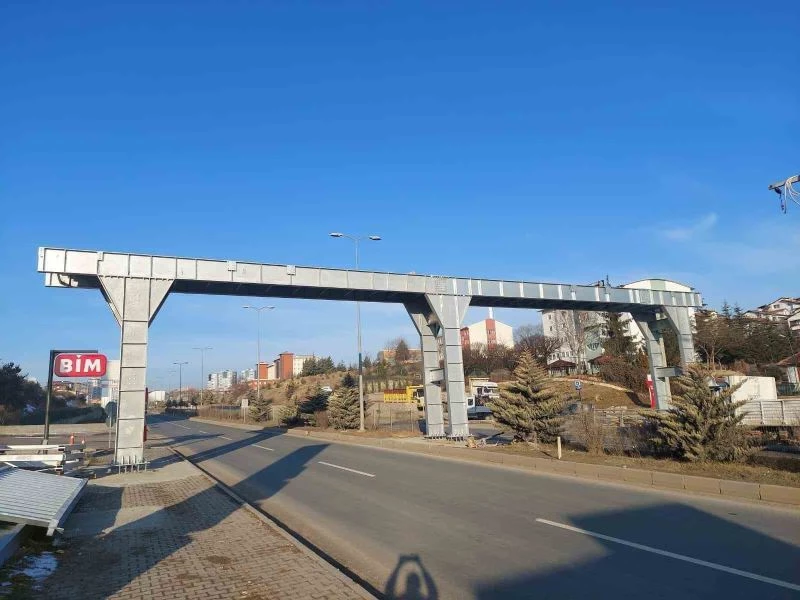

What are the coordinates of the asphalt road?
(149, 414, 800, 600)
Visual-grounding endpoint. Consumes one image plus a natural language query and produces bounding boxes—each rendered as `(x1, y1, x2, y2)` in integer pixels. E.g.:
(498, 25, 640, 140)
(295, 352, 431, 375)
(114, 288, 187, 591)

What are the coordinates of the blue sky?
(1, 1, 798, 386)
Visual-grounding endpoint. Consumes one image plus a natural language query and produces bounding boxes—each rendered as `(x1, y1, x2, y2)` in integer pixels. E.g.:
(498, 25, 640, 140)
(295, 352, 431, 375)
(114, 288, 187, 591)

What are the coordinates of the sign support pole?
(44, 348, 100, 444)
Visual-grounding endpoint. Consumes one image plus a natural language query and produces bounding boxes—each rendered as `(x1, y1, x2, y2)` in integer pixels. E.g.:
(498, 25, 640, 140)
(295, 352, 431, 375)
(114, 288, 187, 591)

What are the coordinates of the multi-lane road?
(149, 414, 800, 599)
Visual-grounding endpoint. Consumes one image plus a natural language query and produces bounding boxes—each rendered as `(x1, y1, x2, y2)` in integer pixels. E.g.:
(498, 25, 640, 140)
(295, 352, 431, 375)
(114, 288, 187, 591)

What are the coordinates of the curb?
(169, 445, 378, 600)
(0, 524, 27, 568)
(185, 416, 800, 508)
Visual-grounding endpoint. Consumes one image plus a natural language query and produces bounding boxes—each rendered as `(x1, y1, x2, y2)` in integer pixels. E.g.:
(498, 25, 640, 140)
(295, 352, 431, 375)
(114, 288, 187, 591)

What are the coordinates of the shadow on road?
(385, 554, 438, 600)
(43, 412, 330, 599)
(473, 503, 800, 600)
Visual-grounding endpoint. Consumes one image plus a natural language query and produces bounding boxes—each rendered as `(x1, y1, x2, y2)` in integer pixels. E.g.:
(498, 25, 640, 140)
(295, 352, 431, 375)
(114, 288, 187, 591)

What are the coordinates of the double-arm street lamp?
(329, 232, 381, 432)
(242, 305, 275, 403)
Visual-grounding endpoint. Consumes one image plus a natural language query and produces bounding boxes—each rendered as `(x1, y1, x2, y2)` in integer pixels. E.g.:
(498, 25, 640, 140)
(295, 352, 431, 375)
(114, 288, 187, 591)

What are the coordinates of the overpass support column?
(100, 276, 172, 465)
(633, 314, 672, 410)
(664, 306, 697, 367)
(405, 302, 446, 438)
(425, 294, 471, 439)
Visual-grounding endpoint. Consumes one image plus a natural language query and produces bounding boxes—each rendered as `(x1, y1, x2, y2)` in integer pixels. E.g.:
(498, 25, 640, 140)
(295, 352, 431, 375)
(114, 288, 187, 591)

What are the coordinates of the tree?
(488, 352, 565, 444)
(602, 313, 638, 359)
(342, 372, 357, 388)
(647, 366, 749, 462)
(362, 355, 372, 370)
(694, 310, 730, 369)
(394, 339, 411, 363)
(327, 385, 360, 429)
(0, 362, 44, 413)
(514, 326, 563, 367)
(552, 310, 599, 374)
(249, 387, 273, 422)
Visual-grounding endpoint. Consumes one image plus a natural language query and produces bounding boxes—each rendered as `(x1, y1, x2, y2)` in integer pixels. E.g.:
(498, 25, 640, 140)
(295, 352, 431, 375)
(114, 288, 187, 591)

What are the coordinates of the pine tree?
(603, 313, 637, 359)
(647, 366, 749, 462)
(327, 385, 360, 429)
(342, 372, 357, 388)
(248, 388, 273, 422)
(488, 351, 565, 443)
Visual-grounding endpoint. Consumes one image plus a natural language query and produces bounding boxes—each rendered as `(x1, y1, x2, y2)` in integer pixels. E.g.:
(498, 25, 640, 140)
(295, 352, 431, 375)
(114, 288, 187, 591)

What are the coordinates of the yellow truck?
(383, 385, 425, 409)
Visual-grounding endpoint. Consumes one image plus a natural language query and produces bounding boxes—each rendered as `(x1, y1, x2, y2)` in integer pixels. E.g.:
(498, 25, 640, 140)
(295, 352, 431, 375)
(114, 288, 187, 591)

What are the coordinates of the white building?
(541, 279, 696, 371)
(207, 369, 237, 391)
(746, 297, 800, 323)
(789, 310, 800, 333)
(239, 368, 255, 382)
(100, 359, 120, 409)
(460, 309, 514, 349)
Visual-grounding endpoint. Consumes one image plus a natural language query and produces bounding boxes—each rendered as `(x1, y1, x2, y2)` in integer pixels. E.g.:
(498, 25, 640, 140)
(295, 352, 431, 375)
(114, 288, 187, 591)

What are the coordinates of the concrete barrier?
(0, 423, 109, 435)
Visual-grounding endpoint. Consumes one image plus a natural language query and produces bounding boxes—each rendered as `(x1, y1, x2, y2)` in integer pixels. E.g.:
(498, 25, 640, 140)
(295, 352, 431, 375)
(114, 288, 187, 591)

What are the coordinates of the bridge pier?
(633, 307, 696, 410)
(405, 301, 446, 438)
(425, 293, 471, 439)
(100, 275, 172, 464)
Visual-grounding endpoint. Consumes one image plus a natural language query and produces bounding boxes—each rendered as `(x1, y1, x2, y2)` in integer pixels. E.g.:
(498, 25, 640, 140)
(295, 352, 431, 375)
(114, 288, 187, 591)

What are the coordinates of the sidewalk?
(40, 441, 373, 600)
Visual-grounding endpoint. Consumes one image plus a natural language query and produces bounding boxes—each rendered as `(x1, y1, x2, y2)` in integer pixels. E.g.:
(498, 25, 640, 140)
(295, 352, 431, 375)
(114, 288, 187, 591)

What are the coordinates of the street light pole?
(173, 361, 188, 404)
(243, 305, 275, 404)
(330, 232, 381, 432)
(193, 347, 212, 403)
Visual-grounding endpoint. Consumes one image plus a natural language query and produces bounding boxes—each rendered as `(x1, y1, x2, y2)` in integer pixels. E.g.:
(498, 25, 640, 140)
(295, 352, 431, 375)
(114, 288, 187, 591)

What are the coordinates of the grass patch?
(483, 442, 800, 488)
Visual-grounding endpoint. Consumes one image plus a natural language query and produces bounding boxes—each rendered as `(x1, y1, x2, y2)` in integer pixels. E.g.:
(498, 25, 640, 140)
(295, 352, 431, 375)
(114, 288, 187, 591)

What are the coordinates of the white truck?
(466, 378, 498, 420)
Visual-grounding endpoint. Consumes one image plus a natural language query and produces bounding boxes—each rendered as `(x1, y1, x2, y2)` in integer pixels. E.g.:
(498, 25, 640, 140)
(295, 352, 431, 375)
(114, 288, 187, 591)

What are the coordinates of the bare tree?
(552, 310, 599, 374)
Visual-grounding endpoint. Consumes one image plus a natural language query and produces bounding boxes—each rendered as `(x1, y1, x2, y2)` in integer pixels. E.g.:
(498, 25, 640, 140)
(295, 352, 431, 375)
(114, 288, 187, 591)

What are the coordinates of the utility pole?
(769, 174, 800, 213)
(330, 232, 381, 432)
(243, 306, 275, 404)
(173, 361, 188, 404)
(193, 347, 212, 403)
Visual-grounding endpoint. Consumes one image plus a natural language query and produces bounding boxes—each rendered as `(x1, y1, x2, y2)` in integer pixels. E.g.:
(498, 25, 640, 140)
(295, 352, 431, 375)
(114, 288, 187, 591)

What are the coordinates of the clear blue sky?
(1, 1, 798, 386)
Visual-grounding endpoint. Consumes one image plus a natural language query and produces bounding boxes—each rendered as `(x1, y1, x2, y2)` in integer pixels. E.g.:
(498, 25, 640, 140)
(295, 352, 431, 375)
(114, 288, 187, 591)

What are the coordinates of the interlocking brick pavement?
(42, 447, 371, 600)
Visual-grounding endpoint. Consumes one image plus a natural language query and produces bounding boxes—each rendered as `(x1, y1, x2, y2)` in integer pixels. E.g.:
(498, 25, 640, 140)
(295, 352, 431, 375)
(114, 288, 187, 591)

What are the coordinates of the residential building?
(460, 309, 514, 349)
(101, 359, 121, 409)
(541, 278, 696, 372)
(207, 369, 237, 391)
(239, 368, 256, 382)
(273, 352, 314, 379)
(789, 310, 800, 333)
(256, 362, 277, 381)
(745, 297, 800, 323)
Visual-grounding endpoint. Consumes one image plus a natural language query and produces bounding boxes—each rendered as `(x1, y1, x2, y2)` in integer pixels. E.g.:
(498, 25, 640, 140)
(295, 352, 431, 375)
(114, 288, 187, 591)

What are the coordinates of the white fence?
(738, 400, 800, 426)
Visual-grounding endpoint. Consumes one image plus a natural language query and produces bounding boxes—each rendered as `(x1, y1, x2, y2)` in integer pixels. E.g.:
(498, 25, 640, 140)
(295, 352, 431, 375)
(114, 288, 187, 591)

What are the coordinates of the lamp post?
(193, 347, 212, 403)
(242, 305, 275, 404)
(173, 361, 188, 405)
(330, 232, 381, 432)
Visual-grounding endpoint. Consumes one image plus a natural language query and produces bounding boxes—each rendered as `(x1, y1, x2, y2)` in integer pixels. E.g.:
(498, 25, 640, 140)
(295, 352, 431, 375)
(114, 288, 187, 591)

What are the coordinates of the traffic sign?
(54, 353, 108, 377)
(574, 380, 582, 391)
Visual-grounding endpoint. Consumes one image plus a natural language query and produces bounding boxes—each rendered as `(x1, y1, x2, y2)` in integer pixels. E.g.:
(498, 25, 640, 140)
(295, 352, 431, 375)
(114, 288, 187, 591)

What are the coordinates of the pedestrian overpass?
(38, 247, 702, 464)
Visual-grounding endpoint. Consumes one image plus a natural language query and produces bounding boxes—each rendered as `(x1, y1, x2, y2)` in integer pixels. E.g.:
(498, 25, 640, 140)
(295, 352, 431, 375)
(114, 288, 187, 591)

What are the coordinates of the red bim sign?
(54, 353, 108, 378)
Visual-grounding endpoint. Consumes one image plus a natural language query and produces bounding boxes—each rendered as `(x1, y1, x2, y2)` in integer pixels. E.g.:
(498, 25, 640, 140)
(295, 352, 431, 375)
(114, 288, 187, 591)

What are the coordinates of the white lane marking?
(174, 424, 190, 430)
(318, 461, 375, 478)
(535, 519, 800, 592)
(219, 436, 232, 441)
(253, 444, 275, 452)
(199, 430, 209, 434)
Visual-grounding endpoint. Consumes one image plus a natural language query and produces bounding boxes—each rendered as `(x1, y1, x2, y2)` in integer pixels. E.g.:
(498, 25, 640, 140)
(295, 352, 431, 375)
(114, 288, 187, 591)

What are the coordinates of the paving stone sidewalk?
(41, 446, 372, 600)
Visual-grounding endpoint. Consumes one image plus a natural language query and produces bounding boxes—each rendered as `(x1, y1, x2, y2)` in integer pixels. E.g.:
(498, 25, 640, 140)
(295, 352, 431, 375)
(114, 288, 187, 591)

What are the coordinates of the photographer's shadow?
(385, 554, 438, 600)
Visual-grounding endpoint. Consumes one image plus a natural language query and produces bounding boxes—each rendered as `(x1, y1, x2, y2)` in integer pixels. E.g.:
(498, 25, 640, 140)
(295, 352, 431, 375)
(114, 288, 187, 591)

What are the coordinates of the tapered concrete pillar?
(633, 314, 672, 410)
(405, 302, 446, 438)
(100, 276, 172, 464)
(425, 294, 471, 438)
(664, 306, 696, 366)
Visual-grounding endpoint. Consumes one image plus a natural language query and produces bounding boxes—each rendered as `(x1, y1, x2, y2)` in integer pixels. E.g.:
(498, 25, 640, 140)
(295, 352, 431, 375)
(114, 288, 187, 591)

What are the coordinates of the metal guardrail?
(0, 443, 86, 474)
